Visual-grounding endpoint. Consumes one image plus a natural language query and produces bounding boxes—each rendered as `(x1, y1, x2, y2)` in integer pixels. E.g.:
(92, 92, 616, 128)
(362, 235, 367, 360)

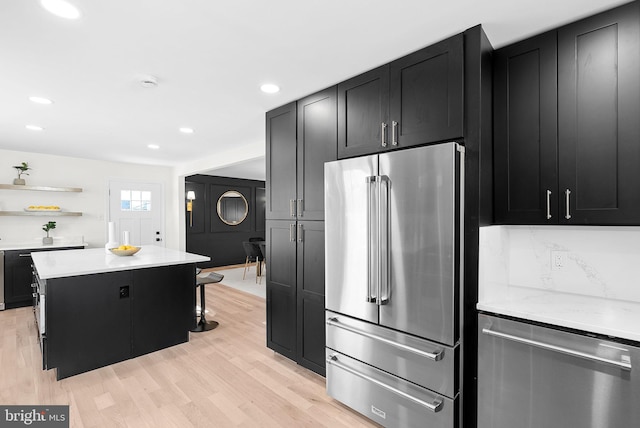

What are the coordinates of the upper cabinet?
(338, 34, 464, 158)
(266, 87, 337, 221)
(266, 102, 297, 220)
(297, 87, 338, 220)
(494, 1, 640, 225)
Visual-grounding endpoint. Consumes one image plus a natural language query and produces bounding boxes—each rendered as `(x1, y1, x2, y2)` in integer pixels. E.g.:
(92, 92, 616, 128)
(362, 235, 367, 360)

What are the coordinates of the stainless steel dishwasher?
(478, 313, 640, 428)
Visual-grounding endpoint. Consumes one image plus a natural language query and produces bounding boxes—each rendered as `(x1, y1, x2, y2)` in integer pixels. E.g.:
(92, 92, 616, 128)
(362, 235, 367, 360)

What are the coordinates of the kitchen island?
(31, 246, 209, 380)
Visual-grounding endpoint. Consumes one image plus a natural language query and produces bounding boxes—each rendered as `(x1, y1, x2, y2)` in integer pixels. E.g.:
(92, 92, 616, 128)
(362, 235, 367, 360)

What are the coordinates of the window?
(120, 190, 151, 211)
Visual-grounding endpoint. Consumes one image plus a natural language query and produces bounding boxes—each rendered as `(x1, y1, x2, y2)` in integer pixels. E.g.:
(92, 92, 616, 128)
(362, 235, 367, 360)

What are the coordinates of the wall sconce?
(186, 191, 196, 227)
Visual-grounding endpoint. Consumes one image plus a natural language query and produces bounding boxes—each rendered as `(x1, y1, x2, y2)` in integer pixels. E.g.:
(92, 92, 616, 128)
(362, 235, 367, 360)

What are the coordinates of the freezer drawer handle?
(327, 318, 444, 361)
(327, 354, 444, 413)
(482, 328, 632, 371)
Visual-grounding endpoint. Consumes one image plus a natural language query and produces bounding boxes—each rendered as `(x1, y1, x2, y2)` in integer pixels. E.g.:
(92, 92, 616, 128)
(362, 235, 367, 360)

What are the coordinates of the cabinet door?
(47, 271, 132, 379)
(558, 2, 640, 224)
(296, 221, 325, 376)
(337, 65, 389, 158)
(266, 220, 297, 359)
(389, 34, 464, 148)
(4, 250, 34, 308)
(132, 264, 193, 357)
(266, 102, 297, 220)
(493, 32, 558, 224)
(297, 87, 337, 220)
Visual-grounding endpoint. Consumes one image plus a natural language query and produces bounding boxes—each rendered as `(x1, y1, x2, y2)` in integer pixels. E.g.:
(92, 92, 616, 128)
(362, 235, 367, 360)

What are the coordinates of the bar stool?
(191, 269, 224, 332)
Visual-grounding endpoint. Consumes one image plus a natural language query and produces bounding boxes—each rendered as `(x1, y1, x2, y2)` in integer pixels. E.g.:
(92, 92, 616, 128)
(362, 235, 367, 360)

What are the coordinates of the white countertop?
(0, 237, 87, 251)
(477, 286, 640, 343)
(31, 245, 209, 279)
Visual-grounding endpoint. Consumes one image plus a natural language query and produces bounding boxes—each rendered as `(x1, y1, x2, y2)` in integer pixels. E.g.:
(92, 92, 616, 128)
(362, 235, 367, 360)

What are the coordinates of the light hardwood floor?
(0, 278, 379, 427)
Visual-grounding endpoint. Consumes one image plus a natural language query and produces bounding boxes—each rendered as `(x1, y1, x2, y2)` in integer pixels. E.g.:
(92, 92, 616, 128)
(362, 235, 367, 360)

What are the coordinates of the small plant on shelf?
(42, 221, 56, 245)
(12, 162, 31, 185)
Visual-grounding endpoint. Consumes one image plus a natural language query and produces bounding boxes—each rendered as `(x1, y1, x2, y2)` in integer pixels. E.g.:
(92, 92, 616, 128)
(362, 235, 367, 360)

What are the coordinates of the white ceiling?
(0, 0, 630, 181)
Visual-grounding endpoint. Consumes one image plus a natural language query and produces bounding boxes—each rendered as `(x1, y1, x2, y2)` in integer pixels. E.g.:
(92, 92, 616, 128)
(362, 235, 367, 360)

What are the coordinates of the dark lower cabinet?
(45, 264, 195, 379)
(265, 220, 297, 360)
(266, 219, 326, 376)
(47, 271, 133, 380)
(3, 246, 84, 309)
(295, 221, 325, 375)
(494, 1, 640, 225)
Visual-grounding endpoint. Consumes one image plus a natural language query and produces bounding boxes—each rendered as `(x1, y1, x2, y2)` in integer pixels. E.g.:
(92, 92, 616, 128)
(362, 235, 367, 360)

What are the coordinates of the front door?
(108, 180, 164, 247)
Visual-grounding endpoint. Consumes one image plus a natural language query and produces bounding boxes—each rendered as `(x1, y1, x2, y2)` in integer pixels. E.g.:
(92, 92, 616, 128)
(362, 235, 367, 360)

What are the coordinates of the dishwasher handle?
(482, 328, 632, 371)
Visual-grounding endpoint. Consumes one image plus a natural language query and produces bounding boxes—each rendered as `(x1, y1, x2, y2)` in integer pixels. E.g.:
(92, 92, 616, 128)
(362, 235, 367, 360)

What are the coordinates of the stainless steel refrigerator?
(324, 142, 464, 428)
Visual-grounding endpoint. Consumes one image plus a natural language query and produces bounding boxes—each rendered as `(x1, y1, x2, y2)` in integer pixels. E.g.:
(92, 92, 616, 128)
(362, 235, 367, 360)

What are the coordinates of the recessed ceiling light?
(29, 96, 54, 105)
(40, 0, 81, 20)
(147, 144, 160, 150)
(260, 83, 280, 94)
(179, 127, 194, 134)
(26, 125, 44, 131)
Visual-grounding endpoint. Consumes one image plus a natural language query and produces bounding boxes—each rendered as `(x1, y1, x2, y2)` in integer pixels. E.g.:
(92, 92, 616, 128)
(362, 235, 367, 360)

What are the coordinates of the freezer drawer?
(326, 311, 458, 398)
(478, 313, 640, 428)
(326, 350, 456, 428)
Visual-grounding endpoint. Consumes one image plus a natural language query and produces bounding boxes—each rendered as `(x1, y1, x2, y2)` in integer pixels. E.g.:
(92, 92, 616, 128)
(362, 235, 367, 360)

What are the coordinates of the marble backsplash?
(479, 225, 640, 303)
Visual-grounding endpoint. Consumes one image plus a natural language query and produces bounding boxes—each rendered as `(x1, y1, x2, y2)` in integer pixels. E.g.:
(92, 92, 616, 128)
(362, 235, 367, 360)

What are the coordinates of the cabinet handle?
(297, 199, 303, 217)
(289, 223, 296, 242)
(546, 190, 552, 220)
(565, 189, 572, 220)
(19, 254, 32, 257)
(289, 199, 295, 217)
(297, 224, 303, 242)
(381, 122, 388, 147)
(391, 121, 398, 146)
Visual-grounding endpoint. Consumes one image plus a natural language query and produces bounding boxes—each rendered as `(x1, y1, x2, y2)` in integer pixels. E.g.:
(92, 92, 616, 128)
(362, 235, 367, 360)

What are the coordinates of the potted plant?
(12, 162, 31, 185)
(42, 221, 56, 245)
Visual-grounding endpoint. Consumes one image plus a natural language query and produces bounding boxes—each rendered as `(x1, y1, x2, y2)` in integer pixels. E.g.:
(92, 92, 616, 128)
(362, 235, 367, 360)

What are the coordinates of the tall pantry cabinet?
(265, 86, 337, 376)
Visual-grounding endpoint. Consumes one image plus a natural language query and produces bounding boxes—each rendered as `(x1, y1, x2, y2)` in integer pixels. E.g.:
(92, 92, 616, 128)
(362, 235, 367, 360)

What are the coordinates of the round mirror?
(217, 191, 248, 226)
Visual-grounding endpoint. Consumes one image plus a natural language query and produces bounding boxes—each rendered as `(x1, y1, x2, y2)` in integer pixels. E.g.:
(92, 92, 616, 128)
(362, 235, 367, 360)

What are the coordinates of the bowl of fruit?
(109, 245, 140, 256)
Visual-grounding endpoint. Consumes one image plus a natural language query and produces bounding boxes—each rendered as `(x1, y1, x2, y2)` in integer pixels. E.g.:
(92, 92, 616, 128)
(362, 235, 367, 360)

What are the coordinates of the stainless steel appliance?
(478, 313, 640, 428)
(325, 142, 464, 427)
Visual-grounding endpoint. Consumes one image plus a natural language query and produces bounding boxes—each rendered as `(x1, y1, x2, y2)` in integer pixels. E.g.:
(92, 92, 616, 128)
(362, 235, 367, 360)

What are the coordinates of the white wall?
(479, 225, 640, 303)
(0, 149, 179, 249)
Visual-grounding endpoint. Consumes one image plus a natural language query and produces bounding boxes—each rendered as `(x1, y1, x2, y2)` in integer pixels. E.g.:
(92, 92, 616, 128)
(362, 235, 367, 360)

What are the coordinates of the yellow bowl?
(109, 247, 141, 256)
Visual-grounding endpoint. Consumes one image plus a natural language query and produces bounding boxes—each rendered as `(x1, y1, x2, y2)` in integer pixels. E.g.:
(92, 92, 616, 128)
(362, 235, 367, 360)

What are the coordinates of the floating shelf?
(0, 184, 83, 192)
(0, 211, 83, 217)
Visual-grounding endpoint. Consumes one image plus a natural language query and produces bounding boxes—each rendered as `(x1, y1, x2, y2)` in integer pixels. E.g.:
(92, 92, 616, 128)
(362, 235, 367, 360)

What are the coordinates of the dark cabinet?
(265, 220, 326, 375)
(47, 271, 133, 379)
(266, 102, 297, 220)
(338, 34, 463, 158)
(295, 221, 325, 375)
(493, 32, 558, 224)
(265, 87, 335, 376)
(297, 87, 338, 220)
(265, 219, 297, 360)
(45, 264, 195, 379)
(494, 1, 640, 225)
(4, 246, 83, 309)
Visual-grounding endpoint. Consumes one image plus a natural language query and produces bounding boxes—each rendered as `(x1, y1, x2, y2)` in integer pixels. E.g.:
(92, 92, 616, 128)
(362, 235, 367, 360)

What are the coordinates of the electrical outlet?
(551, 250, 567, 270)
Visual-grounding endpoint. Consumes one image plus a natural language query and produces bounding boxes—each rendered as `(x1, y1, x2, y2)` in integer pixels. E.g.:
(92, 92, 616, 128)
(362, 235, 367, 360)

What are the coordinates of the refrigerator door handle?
(327, 353, 444, 412)
(327, 317, 444, 361)
(378, 175, 390, 305)
(366, 176, 377, 303)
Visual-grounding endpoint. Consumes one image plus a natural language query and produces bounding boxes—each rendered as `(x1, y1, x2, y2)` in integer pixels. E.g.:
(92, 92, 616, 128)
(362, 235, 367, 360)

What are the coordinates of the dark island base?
(41, 264, 196, 380)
